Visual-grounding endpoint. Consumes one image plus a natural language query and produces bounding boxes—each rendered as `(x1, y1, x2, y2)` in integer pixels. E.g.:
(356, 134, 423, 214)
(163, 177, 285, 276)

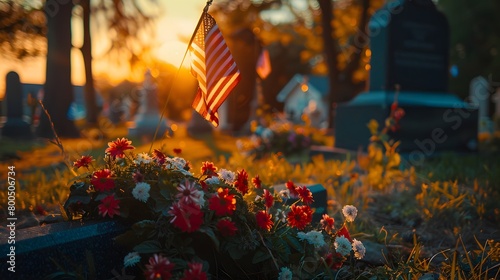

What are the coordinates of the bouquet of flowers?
(237, 115, 324, 161)
(64, 138, 365, 279)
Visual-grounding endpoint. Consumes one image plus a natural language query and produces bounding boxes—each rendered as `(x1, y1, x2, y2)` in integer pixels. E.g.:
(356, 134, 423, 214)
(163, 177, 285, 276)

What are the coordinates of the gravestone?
(0, 220, 126, 278)
(1, 71, 34, 140)
(335, 0, 477, 154)
(493, 88, 500, 129)
(187, 109, 213, 136)
(128, 70, 171, 141)
(469, 76, 493, 133)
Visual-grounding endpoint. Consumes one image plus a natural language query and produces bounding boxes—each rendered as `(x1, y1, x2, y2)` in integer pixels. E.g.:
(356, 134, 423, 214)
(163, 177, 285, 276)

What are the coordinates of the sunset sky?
(0, 0, 206, 98)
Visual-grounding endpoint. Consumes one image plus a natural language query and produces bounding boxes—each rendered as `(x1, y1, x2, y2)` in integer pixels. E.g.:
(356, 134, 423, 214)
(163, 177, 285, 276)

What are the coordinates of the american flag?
(190, 12, 240, 127)
(256, 48, 271, 80)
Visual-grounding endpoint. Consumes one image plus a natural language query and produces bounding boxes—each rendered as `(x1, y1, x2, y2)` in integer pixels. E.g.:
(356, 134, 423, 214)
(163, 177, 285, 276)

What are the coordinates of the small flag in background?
(256, 48, 271, 80)
(189, 12, 241, 127)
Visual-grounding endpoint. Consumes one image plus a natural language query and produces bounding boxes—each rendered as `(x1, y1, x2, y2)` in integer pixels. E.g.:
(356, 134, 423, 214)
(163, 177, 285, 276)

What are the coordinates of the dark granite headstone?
(0, 220, 126, 278)
(334, 0, 477, 155)
(1, 71, 34, 140)
(369, 0, 449, 92)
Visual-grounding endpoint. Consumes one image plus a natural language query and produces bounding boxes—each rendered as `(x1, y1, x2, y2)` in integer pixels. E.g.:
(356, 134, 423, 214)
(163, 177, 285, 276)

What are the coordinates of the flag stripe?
(189, 12, 240, 127)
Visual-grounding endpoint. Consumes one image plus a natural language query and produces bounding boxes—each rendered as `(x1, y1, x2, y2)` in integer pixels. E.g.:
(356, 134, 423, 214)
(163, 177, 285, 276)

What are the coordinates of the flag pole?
(148, 0, 213, 153)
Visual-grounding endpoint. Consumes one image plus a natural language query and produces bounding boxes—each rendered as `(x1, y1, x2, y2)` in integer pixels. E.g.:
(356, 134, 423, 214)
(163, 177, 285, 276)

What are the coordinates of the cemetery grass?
(1, 124, 499, 279)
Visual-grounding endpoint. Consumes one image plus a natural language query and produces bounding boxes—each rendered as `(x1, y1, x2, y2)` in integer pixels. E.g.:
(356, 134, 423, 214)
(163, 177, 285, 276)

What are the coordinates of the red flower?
(105, 137, 134, 159)
(394, 107, 405, 121)
(263, 189, 274, 209)
(180, 262, 207, 280)
(132, 170, 144, 183)
(285, 180, 299, 198)
(252, 175, 262, 189)
(235, 169, 249, 195)
(201, 161, 218, 177)
(200, 180, 208, 191)
(337, 225, 352, 242)
(169, 202, 204, 233)
(98, 195, 120, 218)
(390, 101, 398, 112)
(297, 186, 314, 205)
(256, 210, 273, 231)
(287, 205, 313, 230)
(91, 169, 115, 192)
(73, 155, 93, 169)
(144, 254, 175, 280)
(209, 188, 236, 216)
(320, 214, 335, 233)
(324, 252, 344, 270)
(216, 219, 238, 237)
(173, 148, 182, 155)
(152, 149, 167, 165)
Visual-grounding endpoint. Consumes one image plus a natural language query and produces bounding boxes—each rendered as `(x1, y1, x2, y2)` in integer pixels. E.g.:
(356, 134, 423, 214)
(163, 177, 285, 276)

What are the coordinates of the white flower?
(123, 252, 141, 267)
(204, 177, 221, 185)
(178, 168, 193, 177)
(342, 205, 358, 222)
(165, 157, 187, 170)
(305, 230, 326, 248)
(218, 169, 236, 184)
(132, 182, 151, 202)
(352, 239, 366, 259)
(297, 231, 307, 241)
(254, 195, 262, 202)
(278, 266, 293, 280)
(297, 231, 326, 248)
(274, 209, 287, 223)
(261, 128, 274, 142)
(334, 236, 352, 256)
(134, 152, 152, 164)
(279, 189, 290, 199)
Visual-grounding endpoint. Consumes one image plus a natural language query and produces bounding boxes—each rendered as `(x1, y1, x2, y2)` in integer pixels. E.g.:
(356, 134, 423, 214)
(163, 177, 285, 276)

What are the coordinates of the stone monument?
(128, 70, 171, 141)
(469, 76, 493, 133)
(1, 71, 34, 140)
(334, 0, 477, 154)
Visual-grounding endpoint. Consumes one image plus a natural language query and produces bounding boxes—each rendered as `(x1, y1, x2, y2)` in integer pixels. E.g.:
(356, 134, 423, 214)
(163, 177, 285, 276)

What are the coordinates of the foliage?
(237, 113, 326, 160)
(0, 1, 46, 59)
(438, 0, 500, 99)
(359, 97, 413, 190)
(63, 138, 367, 279)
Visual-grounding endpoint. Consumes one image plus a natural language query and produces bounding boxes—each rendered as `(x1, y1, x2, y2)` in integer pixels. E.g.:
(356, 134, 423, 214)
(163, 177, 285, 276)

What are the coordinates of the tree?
(77, 0, 159, 126)
(1, 0, 159, 138)
(37, 0, 79, 138)
(438, 0, 500, 99)
(0, 1, 46, 59)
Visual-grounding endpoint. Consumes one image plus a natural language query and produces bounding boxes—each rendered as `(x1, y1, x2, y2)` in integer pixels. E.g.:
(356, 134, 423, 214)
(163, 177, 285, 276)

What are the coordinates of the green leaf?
(285, 234, 304, 253)
(252, 249, 271, 264)
(227, 244, 246, 260)
(198, 226, 219, 251)
(133, 240, 162, 253)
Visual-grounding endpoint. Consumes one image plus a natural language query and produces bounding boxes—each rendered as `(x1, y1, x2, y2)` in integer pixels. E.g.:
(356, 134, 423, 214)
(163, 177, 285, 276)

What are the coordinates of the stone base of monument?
(1, 118, 34, 140)
(309, 145, 356, 161)
(127, 116, 173, 141)
(272, 183, 327, 223)
(334, 91, 478, 154)
(187, 110, 213, 137)
(0, 220, 126, 278)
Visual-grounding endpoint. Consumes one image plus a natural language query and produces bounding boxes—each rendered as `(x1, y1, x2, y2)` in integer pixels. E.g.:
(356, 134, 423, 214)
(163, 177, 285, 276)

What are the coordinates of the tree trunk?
(340, 0, 370, 100)
(37, 1, 79, 138)
(81, 0, 99, 125)
(318, 0, 338, 129)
